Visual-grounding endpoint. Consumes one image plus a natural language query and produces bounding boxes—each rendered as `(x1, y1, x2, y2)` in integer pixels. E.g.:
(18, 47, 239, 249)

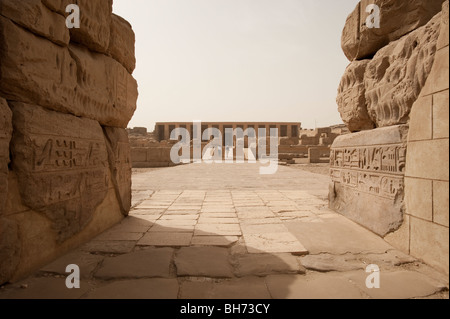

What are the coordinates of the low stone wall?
(0, 1, 137, 284)
(332, 0, 448, 275)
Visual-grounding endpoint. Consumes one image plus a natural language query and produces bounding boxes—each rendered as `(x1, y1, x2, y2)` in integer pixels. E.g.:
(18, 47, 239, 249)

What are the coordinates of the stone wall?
(385, 1, 449, 275)
(0, 0, 137, 284)
(331, 1, 448, 275)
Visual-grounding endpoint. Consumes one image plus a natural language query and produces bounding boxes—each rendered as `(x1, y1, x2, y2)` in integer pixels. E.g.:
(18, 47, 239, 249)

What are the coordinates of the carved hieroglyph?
(10, 102, 110, 242)
(0, 16, 138, 128)
(69, 0, 113, 54)
(103, 127, 132, 215)
(329, 125, 408, 237)
(108, 14, 137, 74)
(365, 12, 442, 127)
(0, 98, 12, 216)
(0, 0, 69, 46)
(341, 0, 445, 61)
(337, 60, 375, 132)
(68, 44, 138, 127)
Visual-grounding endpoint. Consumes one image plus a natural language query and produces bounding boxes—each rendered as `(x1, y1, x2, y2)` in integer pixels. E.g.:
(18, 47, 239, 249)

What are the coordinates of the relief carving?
(10, 102, 109, 242)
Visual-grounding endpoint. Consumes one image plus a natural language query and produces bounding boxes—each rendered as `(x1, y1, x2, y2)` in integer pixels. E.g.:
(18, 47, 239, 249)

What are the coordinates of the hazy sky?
(113, 0, 359, 130)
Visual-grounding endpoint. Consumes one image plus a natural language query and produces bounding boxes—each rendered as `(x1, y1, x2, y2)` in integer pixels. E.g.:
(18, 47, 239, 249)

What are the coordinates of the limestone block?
(103, 127, 132, 216)
(341, 0, 444, 61)
(69, 0, 113, 54)
(0, 17, 138, 128)
(404, 178, 433, 221)
(41, 0, 71, 15)
(410, 216, 449, 275)
(336, 60, 375, 132)
(434, 181, 449, 227)
(365, 12, 442, 127)
(10, 102, 110, 242)
(0, 15, 78, 110)
(108, 14, 136, 74)
(433, 90, 449, 139)
(0, 218, 21, 285)
(68, 44, 138, 128)
(0, 0, 69, 46)
(408, 95, 433, 141)
(406, 139, 449, 181)
(329, 125, 408, 237)
(0, 98, 12, 216)
(420, 46, 450, 96)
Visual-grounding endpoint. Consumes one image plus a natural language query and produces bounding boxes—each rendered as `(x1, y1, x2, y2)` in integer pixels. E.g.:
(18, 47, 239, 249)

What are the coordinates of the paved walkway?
(0, 164, 448, 299)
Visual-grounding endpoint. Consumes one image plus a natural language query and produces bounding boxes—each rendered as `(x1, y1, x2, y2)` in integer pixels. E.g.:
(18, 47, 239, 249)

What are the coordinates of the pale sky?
(113, 0, 359, 131)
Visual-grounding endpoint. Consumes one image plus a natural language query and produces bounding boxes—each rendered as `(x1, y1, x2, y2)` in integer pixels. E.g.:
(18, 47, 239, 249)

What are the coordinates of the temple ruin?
(331, 0, 449, 274)
(0, 0, 137, 284)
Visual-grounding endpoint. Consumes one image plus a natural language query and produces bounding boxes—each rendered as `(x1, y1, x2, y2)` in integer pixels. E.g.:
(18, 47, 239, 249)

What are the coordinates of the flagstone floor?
(0, 164, 448, 299)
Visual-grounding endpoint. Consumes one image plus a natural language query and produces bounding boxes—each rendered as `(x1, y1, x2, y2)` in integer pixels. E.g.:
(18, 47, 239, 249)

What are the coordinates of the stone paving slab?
(80, 240, 137, 254)
(343, 270, 447, 299)
(244, 233, 308, 255)
(137, 232, 193, 247)
(0, 277, 93, 299)
(180, 277, 271, 299)
(40, 251, 104, 280)
(195, 224, 242, 236)
(197, 217, 239, 224)
(175, 247, 234, 278)
(284, 215, 392, 255)
(191, 236, 239, 247)
(84, 279, 179, 299)
(95, 231, 145, 241)
(95, 248, 174, 279)
(149, 225, 195, 233)
(266, 274, 365, 299)
(232, 253, 306, 277)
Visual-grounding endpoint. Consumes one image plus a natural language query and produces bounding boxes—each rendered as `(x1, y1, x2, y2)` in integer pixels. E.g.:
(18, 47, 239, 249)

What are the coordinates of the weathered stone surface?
(0, 0, 69, 46)
(95, 248, 174, 279)
(0, 17, 138, 128)
(41, 0, 71, 15)
(68, 44, 138, 128)
(69, 0, 113, 54)
(337, 60, 375, 132)
(344, 270, 446, 299)
(103, 127, 132, 215)
(108, 14, 136, 74)
(10, 102, 110, 242)
(0, 218, 21, 285)
(342, 0, 445, 61)
(285, 215, 393, 255)
(84, 279, 179, 299)
(175, 247, 233, 278)
(40, 250, 104, 279)
(437, 1, 449, 50)
(330, 125, 408, 236)
(365, 12, 441, 127)
(0, 277, 93, 299)
(180, 278, 271, 299)
(232, 253, 305, 277)
(80, 240, 136, 254)
(300, 254, 364, 272)
(0, 98, 12, 216)
(137, 232, 193, 247)
(266, 274, 364, 299)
